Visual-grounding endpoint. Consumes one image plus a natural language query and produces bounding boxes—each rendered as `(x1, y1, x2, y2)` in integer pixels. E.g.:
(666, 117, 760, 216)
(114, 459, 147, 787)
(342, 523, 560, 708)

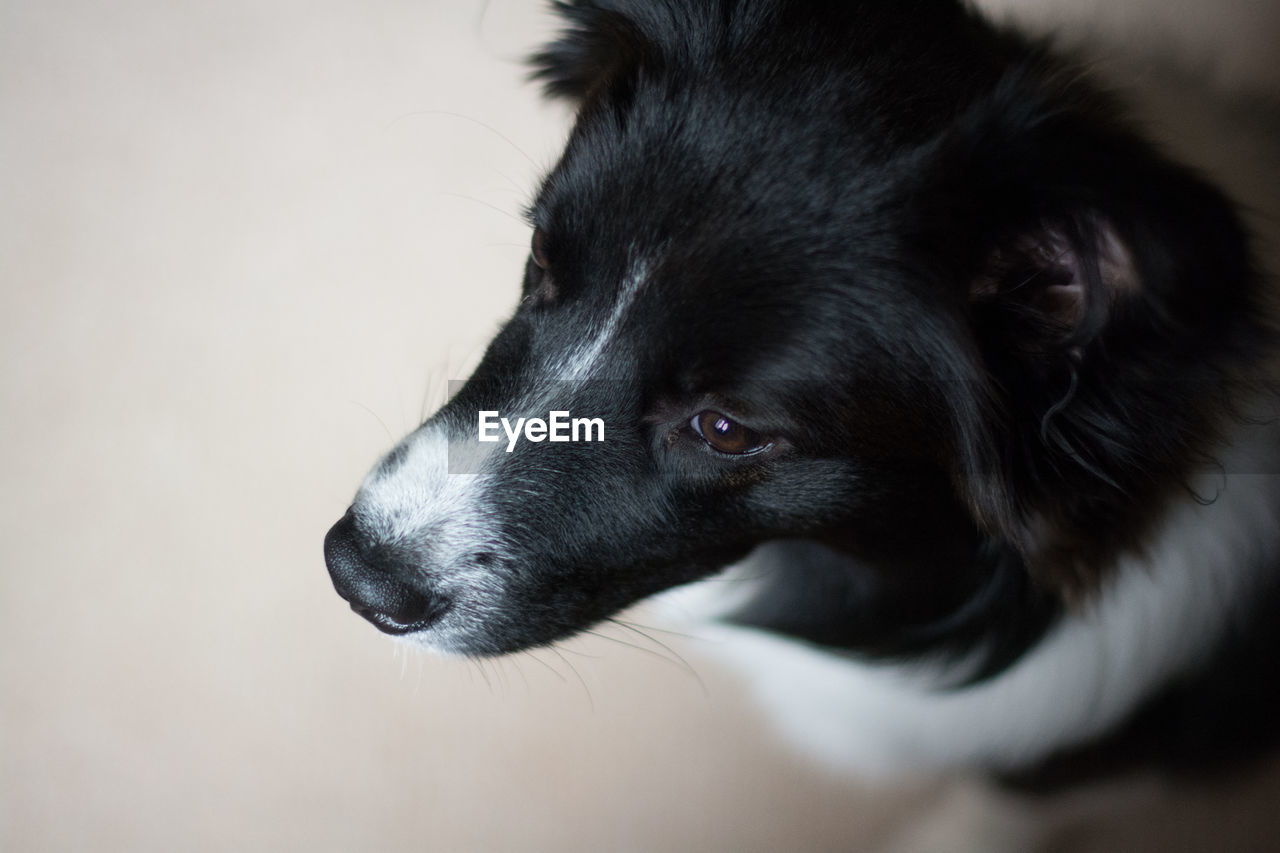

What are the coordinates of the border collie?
(324, 0, 1280, 780)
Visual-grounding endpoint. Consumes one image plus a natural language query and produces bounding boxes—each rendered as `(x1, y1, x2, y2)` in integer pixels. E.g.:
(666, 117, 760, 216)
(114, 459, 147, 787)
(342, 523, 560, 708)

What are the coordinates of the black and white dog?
(325, 0, 1280, 779)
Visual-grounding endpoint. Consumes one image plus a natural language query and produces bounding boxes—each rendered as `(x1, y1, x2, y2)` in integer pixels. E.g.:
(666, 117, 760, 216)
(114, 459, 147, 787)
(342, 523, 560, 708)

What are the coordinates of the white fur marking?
(350, 261, 654, 652)
(557, 261, 648, 381)
(352, 427, 513, 654)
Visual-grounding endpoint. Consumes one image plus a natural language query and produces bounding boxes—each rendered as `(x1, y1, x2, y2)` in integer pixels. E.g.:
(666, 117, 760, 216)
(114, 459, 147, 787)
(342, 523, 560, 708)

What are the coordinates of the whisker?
(469, 655, 495, 692)
(612, 617, 704, 641)
(578, 628, 652, 658)
(520, 648, 568, 682)
(606, 618, 708, 696)
(383, 110, 540, 170)
(350, 399, 396, 444)
(546, 644, 595, 710)
(504, 654, 533, 693)
(433, 191, 528, 226)
(421, 370, 455, 426)
(492, 167, 526, 195)
(547, 642, 603, 659)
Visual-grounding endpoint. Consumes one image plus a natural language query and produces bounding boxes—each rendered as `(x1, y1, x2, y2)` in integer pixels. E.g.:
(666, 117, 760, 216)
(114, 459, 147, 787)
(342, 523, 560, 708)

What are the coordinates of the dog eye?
(691, 411, 770, 455)
(531, 227, 550, 270)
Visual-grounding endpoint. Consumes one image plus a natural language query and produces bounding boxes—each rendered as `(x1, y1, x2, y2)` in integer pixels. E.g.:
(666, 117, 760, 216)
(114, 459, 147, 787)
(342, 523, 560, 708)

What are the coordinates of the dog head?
(325, 0, 1263, 660)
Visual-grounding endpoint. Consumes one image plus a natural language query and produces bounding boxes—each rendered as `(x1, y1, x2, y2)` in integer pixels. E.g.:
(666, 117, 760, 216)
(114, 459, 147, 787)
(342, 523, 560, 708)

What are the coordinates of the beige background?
(3, 1, 1279, 850)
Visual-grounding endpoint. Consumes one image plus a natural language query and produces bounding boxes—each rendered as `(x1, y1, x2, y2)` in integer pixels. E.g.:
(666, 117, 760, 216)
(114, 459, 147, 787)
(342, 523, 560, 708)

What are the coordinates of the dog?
(324, 0, 1280, 781)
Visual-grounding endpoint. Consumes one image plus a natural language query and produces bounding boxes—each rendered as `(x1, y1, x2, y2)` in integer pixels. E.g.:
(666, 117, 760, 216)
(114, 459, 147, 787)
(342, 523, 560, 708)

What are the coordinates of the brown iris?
(531, 227, 550, 269)
(692, 411, 769, 455)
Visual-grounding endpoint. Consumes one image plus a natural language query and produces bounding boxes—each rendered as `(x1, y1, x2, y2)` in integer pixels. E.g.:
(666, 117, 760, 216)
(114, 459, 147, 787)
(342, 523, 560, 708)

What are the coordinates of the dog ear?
(968, 215, 1137, 357)
(529, 2, 648, 102)
(930, 71, 1265, 594)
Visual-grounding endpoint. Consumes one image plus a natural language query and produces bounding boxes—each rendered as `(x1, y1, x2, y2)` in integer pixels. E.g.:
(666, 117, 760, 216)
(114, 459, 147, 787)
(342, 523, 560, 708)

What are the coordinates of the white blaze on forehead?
(556, 259, 649, 382)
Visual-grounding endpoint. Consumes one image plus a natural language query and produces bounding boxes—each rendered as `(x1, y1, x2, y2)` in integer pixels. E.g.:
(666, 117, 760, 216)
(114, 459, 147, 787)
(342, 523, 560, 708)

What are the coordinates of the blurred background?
(2, 1, 1278, 849)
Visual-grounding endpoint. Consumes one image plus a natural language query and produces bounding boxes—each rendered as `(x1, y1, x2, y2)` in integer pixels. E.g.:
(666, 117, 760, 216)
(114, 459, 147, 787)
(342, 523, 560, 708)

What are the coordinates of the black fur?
(326, 0, 1274, 775)
(521, 0, 1267, 660)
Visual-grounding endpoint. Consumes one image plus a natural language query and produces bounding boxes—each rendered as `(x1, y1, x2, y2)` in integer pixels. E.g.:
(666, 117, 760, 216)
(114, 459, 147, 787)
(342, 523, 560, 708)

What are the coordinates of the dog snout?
(323, 510, 449, 635)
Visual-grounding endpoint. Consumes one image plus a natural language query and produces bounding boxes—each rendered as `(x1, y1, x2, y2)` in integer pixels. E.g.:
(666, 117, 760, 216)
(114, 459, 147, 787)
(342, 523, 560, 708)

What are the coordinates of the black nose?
(323, 510, 448, 635)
